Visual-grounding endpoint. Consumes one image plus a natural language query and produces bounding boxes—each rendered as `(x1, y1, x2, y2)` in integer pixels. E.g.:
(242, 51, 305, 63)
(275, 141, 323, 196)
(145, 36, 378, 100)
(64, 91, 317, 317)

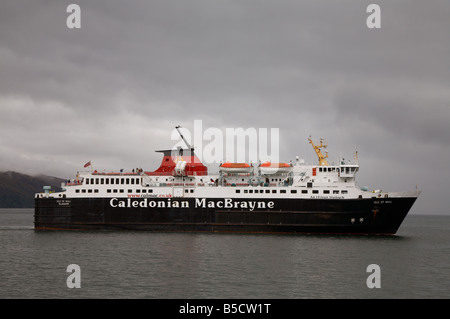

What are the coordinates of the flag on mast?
(84, 161, 91, 168)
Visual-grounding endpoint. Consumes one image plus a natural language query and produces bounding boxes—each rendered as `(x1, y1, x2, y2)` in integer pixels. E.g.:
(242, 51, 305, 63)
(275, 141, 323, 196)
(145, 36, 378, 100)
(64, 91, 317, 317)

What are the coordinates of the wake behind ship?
(34, 127, 420, 234)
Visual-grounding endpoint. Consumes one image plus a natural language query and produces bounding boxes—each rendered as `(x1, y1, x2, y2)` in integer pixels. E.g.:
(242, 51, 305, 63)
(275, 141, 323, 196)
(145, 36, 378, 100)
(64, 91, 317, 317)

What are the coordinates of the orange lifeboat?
(259, 162, 292, 174)
(219, 162, 252, 174)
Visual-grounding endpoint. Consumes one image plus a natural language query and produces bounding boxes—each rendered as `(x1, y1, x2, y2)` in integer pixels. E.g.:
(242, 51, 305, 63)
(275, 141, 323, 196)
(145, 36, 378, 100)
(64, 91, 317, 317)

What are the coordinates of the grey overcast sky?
(1, 0, 449, 214)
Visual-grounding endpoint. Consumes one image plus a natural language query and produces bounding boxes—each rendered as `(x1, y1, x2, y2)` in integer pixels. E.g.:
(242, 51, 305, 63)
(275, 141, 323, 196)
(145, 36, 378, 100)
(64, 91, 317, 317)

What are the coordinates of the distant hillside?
(0, 171, 64, 208)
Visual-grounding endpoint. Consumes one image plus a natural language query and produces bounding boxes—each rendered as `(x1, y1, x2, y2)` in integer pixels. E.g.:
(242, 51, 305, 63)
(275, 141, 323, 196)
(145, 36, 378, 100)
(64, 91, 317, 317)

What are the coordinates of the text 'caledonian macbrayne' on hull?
(34, 127, 420, 234)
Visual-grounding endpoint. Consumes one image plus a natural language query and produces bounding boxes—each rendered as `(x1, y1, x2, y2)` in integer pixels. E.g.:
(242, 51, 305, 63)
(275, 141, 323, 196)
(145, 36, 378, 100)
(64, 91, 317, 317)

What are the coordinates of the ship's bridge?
(339, 163, 359, 178)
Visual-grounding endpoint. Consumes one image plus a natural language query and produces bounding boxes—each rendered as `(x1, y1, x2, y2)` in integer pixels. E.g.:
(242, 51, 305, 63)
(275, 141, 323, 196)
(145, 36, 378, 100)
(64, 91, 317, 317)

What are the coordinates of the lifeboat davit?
(219, 162, 252, 174)
(259, 162, 292, 175)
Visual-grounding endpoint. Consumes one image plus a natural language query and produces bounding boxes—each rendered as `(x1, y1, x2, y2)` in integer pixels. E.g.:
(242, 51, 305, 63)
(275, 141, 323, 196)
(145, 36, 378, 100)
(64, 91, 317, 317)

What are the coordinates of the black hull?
(34, 196, 417, 235)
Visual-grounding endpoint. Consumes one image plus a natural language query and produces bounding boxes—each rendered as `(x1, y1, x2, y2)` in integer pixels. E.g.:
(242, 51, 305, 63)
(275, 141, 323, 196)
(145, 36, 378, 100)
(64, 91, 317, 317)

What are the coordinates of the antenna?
(175, 125, 193, 150)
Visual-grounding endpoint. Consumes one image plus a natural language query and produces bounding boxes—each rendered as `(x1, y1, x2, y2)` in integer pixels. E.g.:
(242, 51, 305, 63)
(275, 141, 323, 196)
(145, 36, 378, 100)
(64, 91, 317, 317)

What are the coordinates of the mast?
(308, 136, 329, 166)
(175, 125, 193, 150)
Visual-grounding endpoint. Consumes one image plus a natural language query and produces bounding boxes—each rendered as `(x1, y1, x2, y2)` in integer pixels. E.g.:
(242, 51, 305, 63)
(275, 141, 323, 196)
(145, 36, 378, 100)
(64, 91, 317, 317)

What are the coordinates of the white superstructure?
(36, 137, 418, 202)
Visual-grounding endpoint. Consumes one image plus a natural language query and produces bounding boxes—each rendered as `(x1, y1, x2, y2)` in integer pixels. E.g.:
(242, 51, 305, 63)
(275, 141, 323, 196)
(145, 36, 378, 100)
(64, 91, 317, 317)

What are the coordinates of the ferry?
(34, 127, 420, 234)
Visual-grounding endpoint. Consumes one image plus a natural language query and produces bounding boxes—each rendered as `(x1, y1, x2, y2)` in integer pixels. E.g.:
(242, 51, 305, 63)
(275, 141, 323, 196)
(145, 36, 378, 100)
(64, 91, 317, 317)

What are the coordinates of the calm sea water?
(1, 208, 449, 299)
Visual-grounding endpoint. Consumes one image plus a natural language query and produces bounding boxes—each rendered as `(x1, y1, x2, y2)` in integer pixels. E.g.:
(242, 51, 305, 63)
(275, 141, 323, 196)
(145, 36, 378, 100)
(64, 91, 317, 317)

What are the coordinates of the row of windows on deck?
(74, 188, 349, 195)
(85, 177, 141, 185)
(317, 167, 357, 173)
(236, 189, 348, 194)
(76, 189, 154, 194)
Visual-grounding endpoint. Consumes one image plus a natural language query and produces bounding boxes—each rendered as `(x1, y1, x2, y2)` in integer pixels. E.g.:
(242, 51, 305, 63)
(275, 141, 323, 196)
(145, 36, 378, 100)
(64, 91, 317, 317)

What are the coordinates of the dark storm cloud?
(1, 0, 449, 213)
